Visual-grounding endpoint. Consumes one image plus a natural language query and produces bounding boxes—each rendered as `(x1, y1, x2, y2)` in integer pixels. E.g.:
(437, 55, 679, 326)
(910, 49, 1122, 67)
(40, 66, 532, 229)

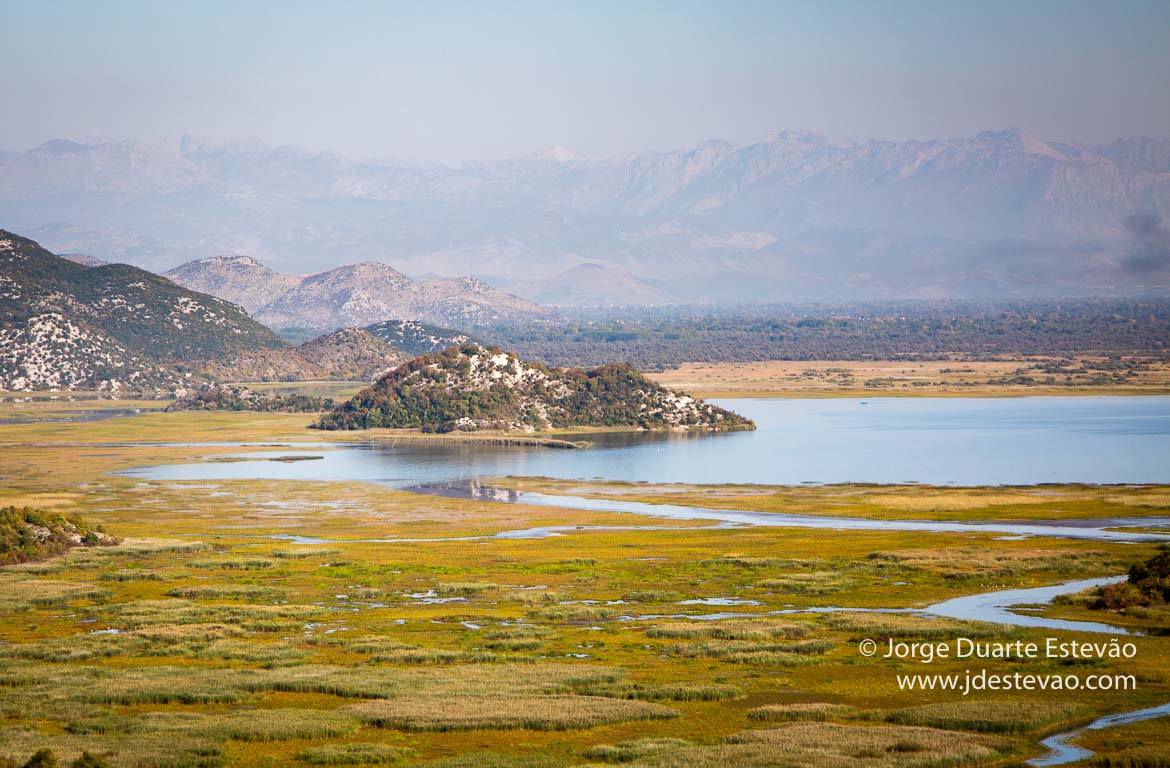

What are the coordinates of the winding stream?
(1030, 701, 1170, 766)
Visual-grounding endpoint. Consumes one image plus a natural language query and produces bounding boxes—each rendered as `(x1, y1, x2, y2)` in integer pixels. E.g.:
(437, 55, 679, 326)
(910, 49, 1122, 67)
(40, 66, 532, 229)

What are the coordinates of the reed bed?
(187, 556, 276, 570)
(295, 743, 411, 765)
(346, 695, 678, 731)
(821, 612, 1003, 640)
(574, 681, 743, 702)
(645, 621, 810, 640)
(623, 722, 1013, 767)
(748, 703, 855, 722)
(165, 584, 287, 600)
(883, 701, 1092, 734)
(585, 738, 693, 762)
(137, 708, 359, 742)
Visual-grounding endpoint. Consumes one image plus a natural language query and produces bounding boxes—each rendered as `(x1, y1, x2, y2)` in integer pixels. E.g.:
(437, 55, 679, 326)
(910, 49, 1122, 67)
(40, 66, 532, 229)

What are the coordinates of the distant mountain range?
(3, 130, 1168, 302)
(164, 255, 550, 333)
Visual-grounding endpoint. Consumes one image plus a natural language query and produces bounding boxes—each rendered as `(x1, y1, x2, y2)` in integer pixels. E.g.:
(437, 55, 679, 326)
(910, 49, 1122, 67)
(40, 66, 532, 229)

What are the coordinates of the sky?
(4, 0, 1170, 164)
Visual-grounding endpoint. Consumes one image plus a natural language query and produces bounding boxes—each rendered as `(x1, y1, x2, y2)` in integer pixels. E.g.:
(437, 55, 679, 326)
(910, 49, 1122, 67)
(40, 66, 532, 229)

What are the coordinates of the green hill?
(315, 344, 754, 433)
(0, 229, 285, 390)
(0, 507, 117, 565)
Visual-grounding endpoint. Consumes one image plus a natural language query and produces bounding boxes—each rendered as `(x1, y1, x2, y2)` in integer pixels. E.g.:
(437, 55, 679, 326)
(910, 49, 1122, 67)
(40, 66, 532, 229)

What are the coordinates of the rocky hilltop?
(363, 319, 476, 356)
(164, 254, 300, 313)
(165, 256, 551, 334)
(0, 230, 284, 391)
(315, 344, 754, 433)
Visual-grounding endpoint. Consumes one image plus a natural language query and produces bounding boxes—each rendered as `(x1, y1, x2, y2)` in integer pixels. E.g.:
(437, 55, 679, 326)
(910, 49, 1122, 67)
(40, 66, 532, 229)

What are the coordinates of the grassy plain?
(648, 356, 1170, 398)
(0, 401, 1168, 766)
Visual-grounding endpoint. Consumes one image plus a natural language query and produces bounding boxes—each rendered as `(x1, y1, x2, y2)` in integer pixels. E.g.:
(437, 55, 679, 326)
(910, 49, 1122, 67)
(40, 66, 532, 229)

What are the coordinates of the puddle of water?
(678, 597, 762, 606)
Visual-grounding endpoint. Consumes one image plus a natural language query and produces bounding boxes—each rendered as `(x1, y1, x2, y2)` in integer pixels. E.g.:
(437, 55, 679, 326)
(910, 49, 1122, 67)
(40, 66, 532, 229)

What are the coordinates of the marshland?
(1, 395, 1169, 767)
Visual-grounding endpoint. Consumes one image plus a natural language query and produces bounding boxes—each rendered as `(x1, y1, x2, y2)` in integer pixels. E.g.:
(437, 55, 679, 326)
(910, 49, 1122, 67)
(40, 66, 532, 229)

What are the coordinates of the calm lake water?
(124, 396, 1170, 486)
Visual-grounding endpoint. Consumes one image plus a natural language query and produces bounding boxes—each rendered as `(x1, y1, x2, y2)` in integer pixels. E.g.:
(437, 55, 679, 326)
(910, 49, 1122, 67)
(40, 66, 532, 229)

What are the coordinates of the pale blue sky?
(5, 0, 1169, 163)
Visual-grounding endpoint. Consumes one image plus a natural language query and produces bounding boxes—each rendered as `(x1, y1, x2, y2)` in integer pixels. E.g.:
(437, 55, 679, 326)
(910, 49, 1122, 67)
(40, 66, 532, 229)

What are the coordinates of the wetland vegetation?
(0, 398, 1168, 766)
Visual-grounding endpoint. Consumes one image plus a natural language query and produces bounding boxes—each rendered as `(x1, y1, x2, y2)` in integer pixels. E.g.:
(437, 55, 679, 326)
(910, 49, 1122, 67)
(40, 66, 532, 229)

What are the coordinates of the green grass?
(1, 405, 1168, 766)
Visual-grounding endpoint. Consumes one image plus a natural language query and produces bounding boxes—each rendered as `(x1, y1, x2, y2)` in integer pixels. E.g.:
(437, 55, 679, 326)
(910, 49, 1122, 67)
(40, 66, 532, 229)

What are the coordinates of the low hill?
(298, 328, 407, 379)
(364, 319, 477, 356)
(0, 230, 285, 391)
(315, 344, 754, 433)
(193, 328, 408, 383)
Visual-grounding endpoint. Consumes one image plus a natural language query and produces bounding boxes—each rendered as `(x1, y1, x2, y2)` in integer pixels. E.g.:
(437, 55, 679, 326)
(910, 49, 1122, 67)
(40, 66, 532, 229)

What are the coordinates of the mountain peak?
(31, 139, 92, 155)
(542, 145, 586, 164)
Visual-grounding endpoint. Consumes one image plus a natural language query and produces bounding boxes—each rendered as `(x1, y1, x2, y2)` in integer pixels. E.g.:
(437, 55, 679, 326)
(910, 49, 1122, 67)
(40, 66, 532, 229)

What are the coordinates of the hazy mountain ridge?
(4, 129, 1169, 301)
(164, 255, 551, 333)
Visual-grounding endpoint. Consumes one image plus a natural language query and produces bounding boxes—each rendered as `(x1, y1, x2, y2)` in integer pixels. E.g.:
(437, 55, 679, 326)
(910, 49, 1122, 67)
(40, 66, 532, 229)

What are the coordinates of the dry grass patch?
(100, 568, 171, 581)
(627, 722, 1013, 767)
(0, 577, 111, 611)
(884, 700, 1093, 734)
(749, 703, 855, 722)
(0, 633, 143, 662)
(296, 743, 411, 765)
(108, 537, 210, 554)
(868, 548, 1115, 577)
(645, 621, 809, 641)
(132, 622, 244, 643)
(371, 648, 498, 665)
(575, 681, 743, 702)
(273, 547, 342, 559)
(822, 612, 1002, 640)
(668, 638, 833, 665)
(436, 582, 498, 595)
(346, 695, 678, 731)
(195, 638, 309, 662)
(165, 583, 286, 600)
(187, 556, 276, 570)
(586, 738, 693, 762)
(138, 708, 359, 741)
(0, 727, 220, 768)
(756, 572, 854, 595)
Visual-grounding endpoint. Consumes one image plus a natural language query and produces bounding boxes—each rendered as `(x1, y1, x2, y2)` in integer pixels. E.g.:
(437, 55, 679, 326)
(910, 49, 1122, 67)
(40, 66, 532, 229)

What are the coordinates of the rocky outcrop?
(315, 344, 754, 433)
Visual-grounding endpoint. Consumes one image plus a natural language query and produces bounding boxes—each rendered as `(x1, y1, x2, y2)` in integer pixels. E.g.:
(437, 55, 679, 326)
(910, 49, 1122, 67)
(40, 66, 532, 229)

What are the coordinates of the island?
(313, 344, 754, 433)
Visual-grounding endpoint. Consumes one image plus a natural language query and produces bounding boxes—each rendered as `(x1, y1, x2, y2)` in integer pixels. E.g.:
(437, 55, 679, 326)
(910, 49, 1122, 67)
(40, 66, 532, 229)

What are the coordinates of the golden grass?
(883, 701, 1093, 734)
(644, 621, 810, 640)
(648, 357, 1170, 399)
(748, 703, 855, 722)
(295, 743, 411, 765)
(346, 695, 679, 731)
(625, 722, 1013, 767)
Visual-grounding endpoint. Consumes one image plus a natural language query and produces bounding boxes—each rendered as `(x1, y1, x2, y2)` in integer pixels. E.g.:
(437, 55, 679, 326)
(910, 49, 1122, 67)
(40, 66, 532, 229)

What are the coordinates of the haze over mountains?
(3, 130, 1169, 303)
(163, 255, 549, 333)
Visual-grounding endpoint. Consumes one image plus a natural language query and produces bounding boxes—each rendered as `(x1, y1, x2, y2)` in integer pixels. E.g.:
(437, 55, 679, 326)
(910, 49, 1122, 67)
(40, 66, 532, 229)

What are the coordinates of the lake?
(123, 396, 1170, 487)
